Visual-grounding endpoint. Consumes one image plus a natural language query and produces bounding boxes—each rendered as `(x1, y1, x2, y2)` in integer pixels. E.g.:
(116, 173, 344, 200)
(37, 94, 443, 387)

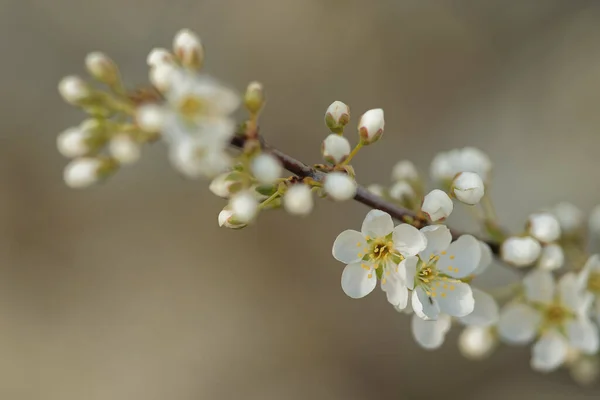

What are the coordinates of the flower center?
(588, 272, 600, 294)
(418, 266, 438, 284)
(544, 304, 569, 325)
(178, 95, 205, 118)
(370, 241, 392, 261)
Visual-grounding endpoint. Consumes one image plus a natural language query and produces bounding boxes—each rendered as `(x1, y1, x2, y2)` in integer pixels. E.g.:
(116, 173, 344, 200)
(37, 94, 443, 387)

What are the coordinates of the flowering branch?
(55, 28, 600, 385)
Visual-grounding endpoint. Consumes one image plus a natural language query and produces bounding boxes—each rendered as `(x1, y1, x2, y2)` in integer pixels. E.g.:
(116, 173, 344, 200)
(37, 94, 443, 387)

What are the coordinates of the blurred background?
(2, 0, 600, 398)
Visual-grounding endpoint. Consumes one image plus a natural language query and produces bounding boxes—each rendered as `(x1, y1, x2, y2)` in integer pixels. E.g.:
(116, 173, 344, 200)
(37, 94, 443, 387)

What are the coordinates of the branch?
(231, 135, 502, 255)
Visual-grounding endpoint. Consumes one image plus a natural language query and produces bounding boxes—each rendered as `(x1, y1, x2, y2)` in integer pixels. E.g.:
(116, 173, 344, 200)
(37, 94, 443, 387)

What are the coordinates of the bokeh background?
(2, 0, 600, 398)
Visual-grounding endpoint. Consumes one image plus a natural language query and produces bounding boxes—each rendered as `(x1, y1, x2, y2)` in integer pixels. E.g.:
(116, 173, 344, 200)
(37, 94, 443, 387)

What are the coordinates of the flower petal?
(435, 280, 474, 317)
(472, 241, 493, 276)
(401, 256, 418, 290)
(523, 269, 555, 305)
(436, 235, 481, 279)
(559, 272, 587, 313)
(393, 224, 427, 257)
(361, 210, 394, 238)
(341, 263, 376, 299)
(381, 273, 409, 309)
(332, 230, 367, 264)
(458, 288, 499, 327)
(566, 318, 599, 354)
(411, 313, 452, 350)
(531, 330, 568, 372)
(412, 287, 440, 320)
(419, 225, 452, 260)
(497, 303, 541, 344)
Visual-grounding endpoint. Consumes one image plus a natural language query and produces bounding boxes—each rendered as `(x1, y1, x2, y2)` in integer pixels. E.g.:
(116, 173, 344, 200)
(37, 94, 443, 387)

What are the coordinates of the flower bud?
(570, 356, 599, 387)
(218, 207, 247, 229)
(421, 189, 453, 221)
(284, 184, 313, 216)
(57, 127, 91, 158)
(552, 202, 583, 233)
(147, 48, 175, 68)
(251, 153, 282, 185)
(451, 172, 484, 205)
(149, 63, 177, 92)
(537, 244, 564, 271)
(321, 134, 351, 164)
(389, 181, 415, 202)
(173, 29, 204, 70)
(527, 212, 561, 243)
(210, 172, 241, 198)
(229, 191, 259, 223)
(391, 160, 418, 182)
(501, 236, 542, 267)
(358, 108, 384, 145)
(458, 326, 496, 360)
(324, 172, 357, 201)
(244, 81, 265, 115)
(589, 205, 600, 235)
(324, 101, 350, 133)
(109, 135, 140, 165)
(136, 104, 166, 133)
(85, 52, 119, 86)
(63, 157, 117, 188)
(58, 75, 91, 104)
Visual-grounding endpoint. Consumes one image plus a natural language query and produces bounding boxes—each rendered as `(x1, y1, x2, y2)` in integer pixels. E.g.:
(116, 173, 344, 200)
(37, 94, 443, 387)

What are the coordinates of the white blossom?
(244, 81, 265, 114)
(431, 147, 491, 183)
(173, 29, 204, 69)
(357, 108, 384, 144)
(552, 202, 584, 233)
(389, 181, 415, 202)
(391, 160, 418, 182)
(147, 48, 175, 68)
(63, 158, 101, 188)
(218, 207, 247, 229)
(527, 212, 561, 243)
(324, 101, 350, 132)
(321, 134, 351, 164)
(283, 184, 313, 216)
(333, 210, 426, 304)
(498, 270, 598, 372)
(109, 135, 140, 165)
(229, 191, 259, 223)
(501, 236, 541, 267)
(57, 127, 91, 158)
(251, 153, 282, 184)
(577, 255, 600, 323)
(537, 244, 564, 271)
(169, 136, 231, 179)
(451, 172, 484, 205)
(58, 75, 90, 104)
(149, 63, 177, 92)
(324, 172, 357, 201)
(458, 326, 497, 360)
(421, 189, 453, 221)
(209, 172, 239, 198)
(136, 104, 166, 133)
(85, 52, 118, 85)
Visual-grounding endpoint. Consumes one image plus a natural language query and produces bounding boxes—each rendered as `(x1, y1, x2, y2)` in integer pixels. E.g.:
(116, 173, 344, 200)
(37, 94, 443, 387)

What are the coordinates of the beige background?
(2, 0, 600, 398)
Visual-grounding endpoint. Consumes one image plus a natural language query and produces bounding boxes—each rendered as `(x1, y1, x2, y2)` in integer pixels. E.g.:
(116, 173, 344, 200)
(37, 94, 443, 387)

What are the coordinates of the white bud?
(58, 75, 90, 104)
(218, 208, 247, 229)
(136, 104, 166, 133)
(57, 127, 91, 158)
(321, 134, 351, 164)
(537, 244, 564, 271)
(501, 236, 542, 267)
(210, 173, 239, 198)
(527, 212, 561, 243)
(421, 189, 453, 221)
(357, 108, 384, 144)
(458, 326, 496, 360)
(250, 153, 282, 185)
(458, 147, 492, 181)
(389, 181, 415, 202)
(149, 63, 177, 92)
(589, 205, 600, 234)
(229, 191, 259, 223)
(63, 158, 101, 188)
(147, 48, 175, 68)
(367, 184, 385, 197)
(284, 184, 313, 216)
(324, 101, 350, 133)
(552, 202, 583, 233)
(571, 357, 599, 387)
(451, 172, 484, 205)
(391, 160, 418, 182)
(85, 52, 119, 85)
(173, 29, 204, 69)
(324, 172, 357, 201)
(109, 135, 140, 165)
(244, 81, 266, 114)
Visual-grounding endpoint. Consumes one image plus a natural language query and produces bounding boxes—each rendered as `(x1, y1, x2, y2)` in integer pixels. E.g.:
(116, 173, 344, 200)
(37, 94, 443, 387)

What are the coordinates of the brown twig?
(230, 135, 501, 255)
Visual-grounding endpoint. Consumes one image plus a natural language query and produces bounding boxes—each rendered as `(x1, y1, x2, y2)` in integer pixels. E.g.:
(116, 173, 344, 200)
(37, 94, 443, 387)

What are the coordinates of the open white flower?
(332, 210, 427, 307)
(421, 189, 453, 222)
(403, 226, 481, 320)
(577, 255, 600, 323)
(498, 270, 598, 372)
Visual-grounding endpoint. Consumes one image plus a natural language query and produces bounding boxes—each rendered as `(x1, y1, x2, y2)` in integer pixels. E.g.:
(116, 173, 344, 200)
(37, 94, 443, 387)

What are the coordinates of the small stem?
(258, 189, 282, 210)
(340, 142, 363, 165)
